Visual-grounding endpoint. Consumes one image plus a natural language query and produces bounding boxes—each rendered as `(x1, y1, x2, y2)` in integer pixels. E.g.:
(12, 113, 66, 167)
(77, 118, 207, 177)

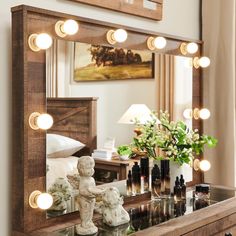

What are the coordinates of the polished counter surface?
(47, 186, 236, 236)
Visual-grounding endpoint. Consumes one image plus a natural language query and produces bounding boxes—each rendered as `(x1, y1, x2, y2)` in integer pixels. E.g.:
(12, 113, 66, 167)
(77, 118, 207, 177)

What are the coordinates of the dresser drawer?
(184, 213, 236, 236)
(217, 225, 236, 236)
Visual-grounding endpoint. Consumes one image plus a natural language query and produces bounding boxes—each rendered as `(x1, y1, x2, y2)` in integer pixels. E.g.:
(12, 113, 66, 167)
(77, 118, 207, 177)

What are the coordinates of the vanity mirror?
(12, 5, 203, 234)
(45, 39, 194, 218)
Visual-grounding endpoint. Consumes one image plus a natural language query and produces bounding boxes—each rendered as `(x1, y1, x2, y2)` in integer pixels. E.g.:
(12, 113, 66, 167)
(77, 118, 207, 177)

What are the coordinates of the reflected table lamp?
(118, 104, 160, 135)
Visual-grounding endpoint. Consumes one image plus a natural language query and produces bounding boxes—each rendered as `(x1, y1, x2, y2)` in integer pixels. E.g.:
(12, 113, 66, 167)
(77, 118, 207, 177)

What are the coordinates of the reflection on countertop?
(50, 198, 214, 236)
(50, 186, 236, 236)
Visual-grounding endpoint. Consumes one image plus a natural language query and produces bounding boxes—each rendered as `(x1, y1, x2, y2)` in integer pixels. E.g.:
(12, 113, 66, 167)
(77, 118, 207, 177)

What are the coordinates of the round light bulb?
(113, 29, 128, 43)
(199, 108, 211, 120)
(36, 114, 53, 130)
(199, 56, 210, 68)
(36, 193, 53, 210)
(62, 19, 79, 35)
(154, 36, 167, 49)
(186, 42, 198, 54)
(183, 109, 193, 119)
(199, 160, 211, 172)
(35, 33, 52, 50)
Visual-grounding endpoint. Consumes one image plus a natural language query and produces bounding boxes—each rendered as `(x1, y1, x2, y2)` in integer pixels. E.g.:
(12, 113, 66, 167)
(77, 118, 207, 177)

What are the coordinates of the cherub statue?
(97, 187, 130, 227)
(76, 156, 104, 235)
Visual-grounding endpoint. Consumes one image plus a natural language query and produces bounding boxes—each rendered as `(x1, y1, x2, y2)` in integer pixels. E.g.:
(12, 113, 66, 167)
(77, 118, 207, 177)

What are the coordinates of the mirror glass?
(46, 40, 193, 218)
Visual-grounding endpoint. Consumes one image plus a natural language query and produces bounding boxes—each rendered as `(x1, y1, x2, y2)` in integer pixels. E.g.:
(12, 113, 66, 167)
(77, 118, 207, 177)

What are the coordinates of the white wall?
(0, 0, 200, 235)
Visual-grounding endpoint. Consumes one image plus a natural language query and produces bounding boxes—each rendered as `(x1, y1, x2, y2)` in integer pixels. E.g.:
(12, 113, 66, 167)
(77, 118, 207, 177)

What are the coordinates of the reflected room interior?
(45, 38, 194, 217)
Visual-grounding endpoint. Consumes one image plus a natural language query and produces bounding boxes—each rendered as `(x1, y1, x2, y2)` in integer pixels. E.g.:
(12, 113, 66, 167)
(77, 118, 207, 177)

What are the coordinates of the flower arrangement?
(131, 111, 217, 166)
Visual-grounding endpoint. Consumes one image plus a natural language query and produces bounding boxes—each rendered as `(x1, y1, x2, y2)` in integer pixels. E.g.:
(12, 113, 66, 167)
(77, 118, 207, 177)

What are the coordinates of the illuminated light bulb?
(63, 20, 79, 35)
(199, 160, 211, 172)
(183, 108, 193, 119)
(55, 19, 79, 37)
(147, 36, 167, 50)
(186, 42, 198, 54)
(37, 193, 53, 210)
(29, 112, 54, 130)
(106, 29, 128, 45)
(199, 108, 211, 120)
(28, 33, 52, 52)
(35, 33, 52, 50)
(37, 114, 54, 130)
(29, 191, 53, 210)
(154, 36, 167, 49)
(180, 42, 198, 55)
(193, 56, 211, 68)
(199, 57, 211, 68)
(113, 29, 128, 43)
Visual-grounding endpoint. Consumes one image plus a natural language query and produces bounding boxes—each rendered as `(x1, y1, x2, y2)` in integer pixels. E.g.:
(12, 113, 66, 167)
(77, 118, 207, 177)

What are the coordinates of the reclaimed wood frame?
(11, 4, 203, 235)
(47, 98, 98, 156)
(68, 0, 163, 21)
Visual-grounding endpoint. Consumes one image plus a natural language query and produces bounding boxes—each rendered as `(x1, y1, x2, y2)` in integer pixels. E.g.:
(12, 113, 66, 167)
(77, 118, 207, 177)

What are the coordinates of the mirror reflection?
(46, 40, 193, 218)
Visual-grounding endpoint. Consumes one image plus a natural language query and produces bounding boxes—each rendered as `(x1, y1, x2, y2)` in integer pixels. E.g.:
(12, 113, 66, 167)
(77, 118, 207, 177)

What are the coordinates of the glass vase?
(160, 159, 171, 197)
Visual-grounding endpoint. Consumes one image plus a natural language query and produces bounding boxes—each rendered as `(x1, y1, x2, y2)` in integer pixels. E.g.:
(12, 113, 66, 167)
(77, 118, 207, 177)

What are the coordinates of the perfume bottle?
(160, 160, 170, 197)
(195, 184, 210, 200)
(180, 174, 186, 199)
(127, 170, 132, 196)
(140, 157, 149, 192)
(174, 176, 181, 201)
(132, 162, 141, 195)
(151, 164, 161, 199)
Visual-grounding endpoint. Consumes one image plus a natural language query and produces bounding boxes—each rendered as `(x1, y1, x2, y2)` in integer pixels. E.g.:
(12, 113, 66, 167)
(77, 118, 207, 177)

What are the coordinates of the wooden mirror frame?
(12, 5, 203, 234)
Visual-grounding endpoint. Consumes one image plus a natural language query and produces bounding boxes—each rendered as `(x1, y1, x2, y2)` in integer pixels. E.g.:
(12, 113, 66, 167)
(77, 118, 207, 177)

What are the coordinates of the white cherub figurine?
(76, 156, 104, 235)
(100, 187, 130, 227)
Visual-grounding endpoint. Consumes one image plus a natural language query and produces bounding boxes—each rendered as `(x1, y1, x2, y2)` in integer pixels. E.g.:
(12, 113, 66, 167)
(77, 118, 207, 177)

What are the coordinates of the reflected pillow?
(47, 134, 85, 158)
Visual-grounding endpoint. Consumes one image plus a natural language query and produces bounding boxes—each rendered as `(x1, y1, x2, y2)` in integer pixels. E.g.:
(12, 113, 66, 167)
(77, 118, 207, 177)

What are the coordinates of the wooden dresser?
(94, 158, 138, 183)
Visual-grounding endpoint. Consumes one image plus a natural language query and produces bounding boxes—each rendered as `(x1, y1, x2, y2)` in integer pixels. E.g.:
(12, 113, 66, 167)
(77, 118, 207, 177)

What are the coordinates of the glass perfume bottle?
(180, 174, 186, 199)
(132, 162, 141, 195)
(174, 176, 181, 201)
(126, 170, 132, 196)
(160, 159, 170, 197)
(140, 157, 149, 192)
(195, 184, 210, 200)
(151, 164, 161, 199)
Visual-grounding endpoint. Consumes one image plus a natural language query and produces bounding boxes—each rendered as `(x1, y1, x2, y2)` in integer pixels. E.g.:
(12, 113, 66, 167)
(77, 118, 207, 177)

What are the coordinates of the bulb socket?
(28, 34, 40, 52)
(29, 112, 41, 130)
(55, 20, 67, 38)
(29, 190, 42, 209)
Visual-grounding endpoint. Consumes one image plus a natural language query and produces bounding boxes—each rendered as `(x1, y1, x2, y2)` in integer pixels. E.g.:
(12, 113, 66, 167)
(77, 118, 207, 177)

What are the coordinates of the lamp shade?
(118, 104, 160, 124)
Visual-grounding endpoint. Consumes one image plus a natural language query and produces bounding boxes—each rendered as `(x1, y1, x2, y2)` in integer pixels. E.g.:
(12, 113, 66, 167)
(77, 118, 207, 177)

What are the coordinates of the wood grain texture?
(183, 213, 236, 236)
(68, 0, 163, 21)
(47, 98, 98, 156)
(12, 4, 203, 234)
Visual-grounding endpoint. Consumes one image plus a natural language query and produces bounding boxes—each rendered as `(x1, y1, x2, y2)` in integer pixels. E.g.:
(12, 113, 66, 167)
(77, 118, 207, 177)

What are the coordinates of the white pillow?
(47, 134, 85, 158)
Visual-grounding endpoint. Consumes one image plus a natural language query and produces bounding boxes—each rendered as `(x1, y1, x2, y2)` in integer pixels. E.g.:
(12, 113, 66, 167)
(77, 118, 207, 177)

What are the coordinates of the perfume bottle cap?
(196, 184, 210, 194)
(175, 176, 180, 186)
(180, 174, 185, 185)
(132, 162, 140, 173)
(152, 164, 161, 179)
